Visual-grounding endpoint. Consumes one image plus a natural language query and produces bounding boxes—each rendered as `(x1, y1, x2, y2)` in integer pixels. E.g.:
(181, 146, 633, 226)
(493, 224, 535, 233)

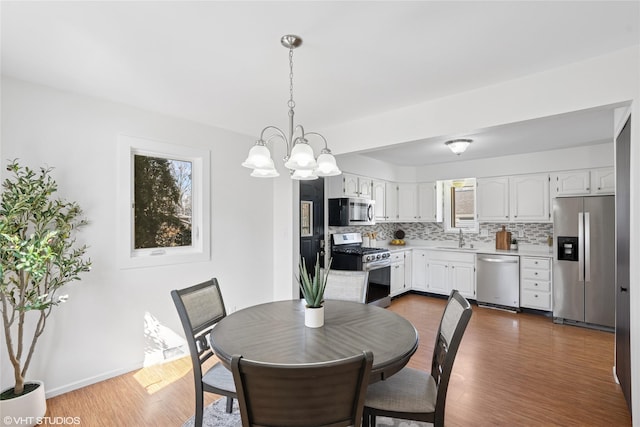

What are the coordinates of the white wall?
(0, 77, 276, 396)
(325, 45, 640, 422)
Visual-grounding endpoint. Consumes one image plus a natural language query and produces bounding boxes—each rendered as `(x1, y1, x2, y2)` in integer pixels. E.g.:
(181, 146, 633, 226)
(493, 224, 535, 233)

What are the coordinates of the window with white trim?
(118, 135, 210, 268)
(442, 178, 478, 234)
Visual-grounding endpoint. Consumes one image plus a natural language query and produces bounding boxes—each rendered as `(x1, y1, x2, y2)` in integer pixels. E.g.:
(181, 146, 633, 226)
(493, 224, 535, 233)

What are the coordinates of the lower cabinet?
(520, 256, 552, 311)
(423, 250, 476, 300)
(390, 251, 411, 297)
(411, 249, 428, 291)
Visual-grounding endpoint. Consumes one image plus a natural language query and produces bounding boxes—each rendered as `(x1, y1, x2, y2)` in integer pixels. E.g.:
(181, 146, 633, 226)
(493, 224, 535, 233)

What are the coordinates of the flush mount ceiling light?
(445, 138, 473, 155)
(242, 35, 341, 180)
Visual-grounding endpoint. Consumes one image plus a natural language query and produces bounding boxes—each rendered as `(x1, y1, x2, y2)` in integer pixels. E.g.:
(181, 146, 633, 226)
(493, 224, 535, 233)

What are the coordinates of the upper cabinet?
(591, 168, 615, 194)
(477, 173, 550, 222)
(397, 183, 418, 221)
(418, 182, 438, 221)
(393, 182, 438, 222)
(477, 177, 510, 222)
(327, 173, 372, 199)
(509, 173, 550, 222)
(371, 179, 387, 221)
(385, 182, 399, 221)
(550, 167, 614, 197)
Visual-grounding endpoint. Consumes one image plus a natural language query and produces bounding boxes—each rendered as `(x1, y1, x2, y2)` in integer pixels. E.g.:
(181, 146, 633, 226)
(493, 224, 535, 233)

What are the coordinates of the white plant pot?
(305, 305, 324, 328)
(0, 380, 47, 427)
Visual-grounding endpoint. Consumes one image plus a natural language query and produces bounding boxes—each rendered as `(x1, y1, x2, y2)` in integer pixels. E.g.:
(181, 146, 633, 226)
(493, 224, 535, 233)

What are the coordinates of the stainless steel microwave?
(328, 198, 375, 226)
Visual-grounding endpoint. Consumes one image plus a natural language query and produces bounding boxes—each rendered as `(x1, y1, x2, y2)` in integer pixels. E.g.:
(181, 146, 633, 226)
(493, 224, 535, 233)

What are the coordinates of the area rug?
(182, 398, 431, 427)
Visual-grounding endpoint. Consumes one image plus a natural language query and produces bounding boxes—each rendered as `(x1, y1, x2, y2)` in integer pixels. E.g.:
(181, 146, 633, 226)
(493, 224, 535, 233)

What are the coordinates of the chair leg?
(195, 391, 203, 427)
(226, 396, 234, 413)
(362, 413, 370, 427)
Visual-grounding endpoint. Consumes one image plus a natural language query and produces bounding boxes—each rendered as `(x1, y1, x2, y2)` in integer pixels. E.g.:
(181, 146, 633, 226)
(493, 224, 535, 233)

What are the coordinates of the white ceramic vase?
(305, 305, 324, 328)
(0, 380, 47, 427)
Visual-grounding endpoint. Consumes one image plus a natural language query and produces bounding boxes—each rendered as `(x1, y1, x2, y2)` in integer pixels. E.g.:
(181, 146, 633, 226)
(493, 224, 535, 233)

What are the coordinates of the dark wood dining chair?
(171, 278, 237, 426)
(363, 290, 472, 427)
(231, 350, 374, 427)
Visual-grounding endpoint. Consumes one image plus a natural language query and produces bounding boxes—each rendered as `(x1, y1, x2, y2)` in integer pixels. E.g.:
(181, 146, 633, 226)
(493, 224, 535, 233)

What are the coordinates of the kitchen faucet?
(458, 229, 464, 248)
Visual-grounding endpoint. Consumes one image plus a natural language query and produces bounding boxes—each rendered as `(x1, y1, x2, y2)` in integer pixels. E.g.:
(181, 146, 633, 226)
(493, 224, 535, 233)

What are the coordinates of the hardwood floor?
(42, 293, 631, 426)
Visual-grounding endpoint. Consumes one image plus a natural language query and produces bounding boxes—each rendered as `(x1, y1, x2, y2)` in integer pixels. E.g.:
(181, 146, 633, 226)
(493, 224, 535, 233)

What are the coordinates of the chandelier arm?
(304, 132, 330, 150)
(260, 126, 291, 150)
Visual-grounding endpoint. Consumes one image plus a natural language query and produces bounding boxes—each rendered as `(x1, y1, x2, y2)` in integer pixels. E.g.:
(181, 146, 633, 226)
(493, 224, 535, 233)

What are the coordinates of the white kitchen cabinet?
(476, 174, 549, 222)
(326, 173, 372, 199)
(417, 182, 438, 221)
(385, 182, 399, 221)
(520, 256, 552, 311)
(411, 249, 428, 291)
(551, 170, 591, 196)
(390, 251, 409, 297)
(509, 173, 550, 222)
(397, 183, 418, 221)
(426, 258, 449, 295)
(551, 167, 615, 197)
(477, 177, 510, 222)
(425, 250, 475, 299)
(371, 179, 387, 221)
(591, 167, 615, 194)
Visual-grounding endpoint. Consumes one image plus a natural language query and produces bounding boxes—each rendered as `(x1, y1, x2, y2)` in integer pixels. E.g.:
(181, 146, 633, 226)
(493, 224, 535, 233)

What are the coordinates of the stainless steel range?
(331, 233, 391, 307)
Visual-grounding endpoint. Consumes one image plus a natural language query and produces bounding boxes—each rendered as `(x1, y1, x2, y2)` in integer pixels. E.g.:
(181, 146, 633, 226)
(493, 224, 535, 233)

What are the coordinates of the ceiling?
(2, 1, 639, 166)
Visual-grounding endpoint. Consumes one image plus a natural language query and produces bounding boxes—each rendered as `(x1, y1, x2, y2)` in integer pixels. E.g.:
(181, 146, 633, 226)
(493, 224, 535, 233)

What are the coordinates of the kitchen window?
(442, 178, 478, 233)
(118, 134, 210, 268)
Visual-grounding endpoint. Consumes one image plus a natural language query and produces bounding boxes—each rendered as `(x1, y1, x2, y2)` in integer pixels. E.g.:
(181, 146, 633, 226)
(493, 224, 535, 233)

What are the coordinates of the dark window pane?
(134, 155, 192, 249)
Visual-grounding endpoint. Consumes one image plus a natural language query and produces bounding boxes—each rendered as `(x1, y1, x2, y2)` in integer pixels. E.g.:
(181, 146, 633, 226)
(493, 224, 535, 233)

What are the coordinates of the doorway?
(299, 178, 325, 274)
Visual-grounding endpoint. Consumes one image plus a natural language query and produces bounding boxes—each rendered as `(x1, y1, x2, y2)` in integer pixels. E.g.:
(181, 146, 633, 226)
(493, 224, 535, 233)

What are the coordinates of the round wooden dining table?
(209, 299, 419, 382)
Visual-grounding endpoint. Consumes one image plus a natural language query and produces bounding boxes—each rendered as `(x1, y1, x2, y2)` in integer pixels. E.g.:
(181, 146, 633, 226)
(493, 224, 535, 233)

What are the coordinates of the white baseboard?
(44, 361, 144, 398)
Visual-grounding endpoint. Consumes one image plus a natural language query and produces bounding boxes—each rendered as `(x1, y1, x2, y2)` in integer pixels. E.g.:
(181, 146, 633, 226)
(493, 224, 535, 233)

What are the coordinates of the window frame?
(118, 134, 210, 268)
(442, 178, 479, 234)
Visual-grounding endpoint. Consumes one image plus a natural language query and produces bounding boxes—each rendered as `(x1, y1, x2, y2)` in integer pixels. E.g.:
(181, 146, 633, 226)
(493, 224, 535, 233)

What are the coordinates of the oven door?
(364, 261, 391, 307)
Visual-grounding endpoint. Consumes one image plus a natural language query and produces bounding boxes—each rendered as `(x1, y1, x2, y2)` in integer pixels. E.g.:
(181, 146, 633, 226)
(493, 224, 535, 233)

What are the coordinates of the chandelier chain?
(288, 48, 295, 109)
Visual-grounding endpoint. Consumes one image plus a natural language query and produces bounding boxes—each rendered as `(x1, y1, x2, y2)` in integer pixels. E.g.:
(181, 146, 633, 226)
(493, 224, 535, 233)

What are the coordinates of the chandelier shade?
(242, 35, 341, 180)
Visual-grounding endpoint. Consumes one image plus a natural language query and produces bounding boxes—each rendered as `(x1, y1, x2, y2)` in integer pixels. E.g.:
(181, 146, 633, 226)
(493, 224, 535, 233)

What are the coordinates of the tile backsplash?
(328, 222, 553, 246)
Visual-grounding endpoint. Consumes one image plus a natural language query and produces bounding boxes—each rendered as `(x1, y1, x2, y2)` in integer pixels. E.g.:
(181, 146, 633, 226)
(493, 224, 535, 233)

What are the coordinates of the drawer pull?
(534, 283, 538, 287)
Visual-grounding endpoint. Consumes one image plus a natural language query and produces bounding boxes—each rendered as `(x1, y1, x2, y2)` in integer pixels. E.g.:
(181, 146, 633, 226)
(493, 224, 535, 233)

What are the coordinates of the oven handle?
(363, 260, 391, 271)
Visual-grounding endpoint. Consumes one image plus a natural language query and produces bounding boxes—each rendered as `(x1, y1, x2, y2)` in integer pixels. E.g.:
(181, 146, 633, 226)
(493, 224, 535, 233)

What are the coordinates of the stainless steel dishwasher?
(476, 254, 520, 309)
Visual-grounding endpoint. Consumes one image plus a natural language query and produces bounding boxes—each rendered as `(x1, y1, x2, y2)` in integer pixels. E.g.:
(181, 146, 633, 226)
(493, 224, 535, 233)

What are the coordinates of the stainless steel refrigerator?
(553, 196, 615, 328)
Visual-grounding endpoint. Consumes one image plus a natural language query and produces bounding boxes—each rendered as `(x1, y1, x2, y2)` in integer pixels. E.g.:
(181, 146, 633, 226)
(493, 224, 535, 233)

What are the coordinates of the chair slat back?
(322, 268, 369, 303)
(430, 290, 472, 421)
(232, 351, 373, 427)
(171, 278, 227, 363)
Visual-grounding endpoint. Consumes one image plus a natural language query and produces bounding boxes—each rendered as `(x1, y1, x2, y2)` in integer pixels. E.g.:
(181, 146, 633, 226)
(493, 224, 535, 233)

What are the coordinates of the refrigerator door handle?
(578, 212, 584, 282)
(584, 212, 591, 282)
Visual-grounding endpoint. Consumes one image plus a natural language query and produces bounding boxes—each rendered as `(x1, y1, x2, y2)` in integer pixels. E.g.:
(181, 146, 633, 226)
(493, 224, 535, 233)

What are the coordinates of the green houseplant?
(0, 160, 91, 410)
(297, 254, 331, 328)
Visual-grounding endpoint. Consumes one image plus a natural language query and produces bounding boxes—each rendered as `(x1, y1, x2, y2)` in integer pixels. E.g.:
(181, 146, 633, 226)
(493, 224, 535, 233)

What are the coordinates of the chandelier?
(242, 35, 341, 180)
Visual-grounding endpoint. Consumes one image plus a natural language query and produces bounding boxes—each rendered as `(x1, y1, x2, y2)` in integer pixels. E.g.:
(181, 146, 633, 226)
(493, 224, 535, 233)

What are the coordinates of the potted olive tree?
(0, 160, 91, 425)
(298, 254, 331, 328)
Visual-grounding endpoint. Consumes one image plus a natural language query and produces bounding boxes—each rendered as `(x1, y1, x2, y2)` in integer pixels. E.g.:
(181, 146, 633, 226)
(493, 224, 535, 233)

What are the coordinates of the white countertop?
(376, 240, 553, 258)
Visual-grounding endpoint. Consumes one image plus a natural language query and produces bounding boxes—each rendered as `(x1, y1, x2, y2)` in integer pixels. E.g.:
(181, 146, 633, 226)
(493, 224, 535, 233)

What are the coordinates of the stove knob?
(366, 255, 371, 262)
(376, 254, 381, 260)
